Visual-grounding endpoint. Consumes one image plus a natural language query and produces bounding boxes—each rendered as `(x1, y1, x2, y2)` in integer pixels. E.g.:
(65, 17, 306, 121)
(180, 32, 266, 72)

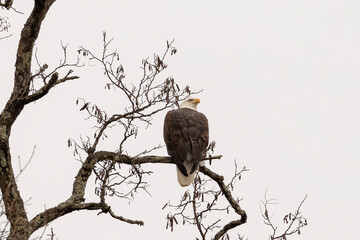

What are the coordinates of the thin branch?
(199, 165, 247, 240)
(20, 73, 59, 104)
(199, 166, 246, 218)
(16, 145, 36, 180)
(164, 160, 247, 240)
(192, 176, 205, 240)
(213, 219, 245, 240)
(0, 34, 12, 40)
(107, 205, 144, 226)
(261, 193, 308, 240)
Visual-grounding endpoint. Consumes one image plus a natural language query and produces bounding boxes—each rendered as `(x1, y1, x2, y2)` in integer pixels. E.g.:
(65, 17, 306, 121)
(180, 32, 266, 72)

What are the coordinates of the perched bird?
(163, 98, 209, 186)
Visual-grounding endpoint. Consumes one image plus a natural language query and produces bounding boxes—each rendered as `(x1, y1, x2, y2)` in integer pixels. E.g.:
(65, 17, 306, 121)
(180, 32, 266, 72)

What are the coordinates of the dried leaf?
(265, 209, 269, 219)
(80, 102, 89, 111)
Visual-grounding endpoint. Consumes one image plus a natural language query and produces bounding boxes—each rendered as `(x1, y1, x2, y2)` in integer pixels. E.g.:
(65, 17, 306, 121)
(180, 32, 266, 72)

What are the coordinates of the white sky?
(1, 0, 360, 239)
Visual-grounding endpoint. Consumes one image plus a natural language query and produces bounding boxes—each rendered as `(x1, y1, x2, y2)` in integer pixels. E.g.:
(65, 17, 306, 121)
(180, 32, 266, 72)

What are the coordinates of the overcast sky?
(1, 0, 360, 239)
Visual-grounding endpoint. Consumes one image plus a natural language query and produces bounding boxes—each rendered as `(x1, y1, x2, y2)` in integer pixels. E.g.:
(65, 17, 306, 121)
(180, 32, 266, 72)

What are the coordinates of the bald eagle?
(163, 98, 209, 186)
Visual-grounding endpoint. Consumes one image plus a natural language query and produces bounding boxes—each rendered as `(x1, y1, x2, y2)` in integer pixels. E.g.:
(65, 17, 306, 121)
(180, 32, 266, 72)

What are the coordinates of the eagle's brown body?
(164, 107, 209, 186)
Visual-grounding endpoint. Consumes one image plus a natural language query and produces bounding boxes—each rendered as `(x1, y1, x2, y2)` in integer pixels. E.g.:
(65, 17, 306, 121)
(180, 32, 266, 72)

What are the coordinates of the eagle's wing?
(164, 108, 209, 186)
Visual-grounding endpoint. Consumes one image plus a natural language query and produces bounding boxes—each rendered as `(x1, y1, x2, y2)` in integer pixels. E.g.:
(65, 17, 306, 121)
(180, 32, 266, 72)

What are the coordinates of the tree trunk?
(7, 227, 31, 240)
(0, 1, 57, 239)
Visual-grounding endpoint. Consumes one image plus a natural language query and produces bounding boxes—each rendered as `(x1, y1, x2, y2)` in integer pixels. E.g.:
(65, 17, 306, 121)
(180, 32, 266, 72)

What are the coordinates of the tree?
(0, 1, 306, 240)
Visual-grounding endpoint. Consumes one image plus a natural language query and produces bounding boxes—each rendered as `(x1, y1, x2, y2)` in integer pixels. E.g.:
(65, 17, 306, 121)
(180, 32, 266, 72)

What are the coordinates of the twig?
(16, 145, 36, 180)
(261, 192, 308, 239)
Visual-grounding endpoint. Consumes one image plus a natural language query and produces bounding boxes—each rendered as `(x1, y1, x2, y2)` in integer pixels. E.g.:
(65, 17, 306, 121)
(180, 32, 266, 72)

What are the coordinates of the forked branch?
(164, 160, 248, 240)
(261, 193, 308, 240)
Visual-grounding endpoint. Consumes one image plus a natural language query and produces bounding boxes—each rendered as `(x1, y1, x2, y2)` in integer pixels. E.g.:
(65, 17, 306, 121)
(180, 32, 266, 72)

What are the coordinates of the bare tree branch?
(261, 193, 308, 240)
(199, 165, 247, 218)
(29, 202, 103, 231)
(164, 160, 248, 240)
(27, 153, 223, 234)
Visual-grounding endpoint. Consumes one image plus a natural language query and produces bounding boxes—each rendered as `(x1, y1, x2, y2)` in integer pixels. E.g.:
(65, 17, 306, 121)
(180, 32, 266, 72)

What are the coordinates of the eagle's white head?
(179, 98, 200, 111)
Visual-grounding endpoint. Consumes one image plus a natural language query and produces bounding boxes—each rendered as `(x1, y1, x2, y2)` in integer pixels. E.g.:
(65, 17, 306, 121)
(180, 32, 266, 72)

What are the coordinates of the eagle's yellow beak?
(193, 98, 200, 104)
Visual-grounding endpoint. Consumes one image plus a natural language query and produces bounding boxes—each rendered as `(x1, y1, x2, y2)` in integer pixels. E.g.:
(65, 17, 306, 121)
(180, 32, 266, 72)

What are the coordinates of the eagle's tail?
(176, 161, 204, 187)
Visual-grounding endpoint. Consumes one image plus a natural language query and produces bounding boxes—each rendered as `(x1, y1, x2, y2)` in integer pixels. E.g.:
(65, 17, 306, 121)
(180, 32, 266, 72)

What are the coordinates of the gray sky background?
(1, 0, 360, 239)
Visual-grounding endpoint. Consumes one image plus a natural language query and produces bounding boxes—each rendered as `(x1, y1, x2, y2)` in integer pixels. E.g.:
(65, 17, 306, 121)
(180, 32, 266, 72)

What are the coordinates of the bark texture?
(0, 1, 56, 239)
